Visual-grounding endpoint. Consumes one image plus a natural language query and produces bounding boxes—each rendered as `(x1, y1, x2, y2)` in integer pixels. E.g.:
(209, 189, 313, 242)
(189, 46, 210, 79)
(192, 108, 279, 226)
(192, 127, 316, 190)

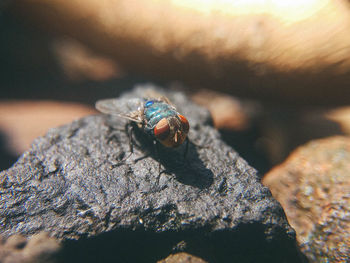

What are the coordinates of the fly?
(95, 92, 190, 159)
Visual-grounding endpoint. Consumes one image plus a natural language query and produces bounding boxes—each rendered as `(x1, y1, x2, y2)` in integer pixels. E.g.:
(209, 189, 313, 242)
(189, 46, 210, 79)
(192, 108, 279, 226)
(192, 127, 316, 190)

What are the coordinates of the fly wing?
(95, 98, 144, 123)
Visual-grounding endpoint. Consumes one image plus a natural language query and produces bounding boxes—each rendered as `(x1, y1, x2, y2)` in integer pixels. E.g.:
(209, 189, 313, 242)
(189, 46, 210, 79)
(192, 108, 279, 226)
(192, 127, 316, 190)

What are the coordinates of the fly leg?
(154, 139, 167, 185)
(154, 140, 162, 173)
(125, 122, 135, 159)
(131, 132, 155, 164)
(111, 122, 135, 168)
(133, 139, 166, 182)
(184, 137, 189, 159)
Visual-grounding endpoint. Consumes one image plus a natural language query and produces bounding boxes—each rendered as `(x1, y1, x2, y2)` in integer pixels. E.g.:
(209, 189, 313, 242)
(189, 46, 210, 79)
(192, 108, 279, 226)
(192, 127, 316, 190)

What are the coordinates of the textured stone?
(263, 136, 350, 263)
(0, 86, 302, 262)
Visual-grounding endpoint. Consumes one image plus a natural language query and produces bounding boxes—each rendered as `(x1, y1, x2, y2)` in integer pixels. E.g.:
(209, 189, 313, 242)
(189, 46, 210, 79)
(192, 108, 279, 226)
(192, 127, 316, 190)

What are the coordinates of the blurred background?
(1, 0, 350, 174)
(0, 2, 147, 170)
(2, 1, 350, 262)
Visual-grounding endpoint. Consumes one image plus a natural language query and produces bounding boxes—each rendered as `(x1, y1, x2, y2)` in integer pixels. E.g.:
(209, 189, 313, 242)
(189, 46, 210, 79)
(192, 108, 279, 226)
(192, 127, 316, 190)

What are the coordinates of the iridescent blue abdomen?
(144, 100, 177, 133)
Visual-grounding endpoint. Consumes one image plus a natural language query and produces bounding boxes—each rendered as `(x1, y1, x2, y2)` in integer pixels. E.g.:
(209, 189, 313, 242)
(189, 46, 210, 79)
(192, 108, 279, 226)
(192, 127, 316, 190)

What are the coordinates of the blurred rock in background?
(0, 101, 96, 156)
(51, 37, 123, 83)
(158, 252, 207, 263)
(263, 136, 350, 263)
(8, 0, 350, 104)
(2, 0, 350, 172)
(0, 233, 60, 263)
(0, 7, 144, 170)
(2, 0, 350, 261)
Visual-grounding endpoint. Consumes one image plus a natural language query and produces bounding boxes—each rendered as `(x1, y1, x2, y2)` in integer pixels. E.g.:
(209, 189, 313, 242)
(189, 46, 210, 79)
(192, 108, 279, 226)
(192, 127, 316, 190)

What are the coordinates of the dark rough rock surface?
(0, 86, 303, 262)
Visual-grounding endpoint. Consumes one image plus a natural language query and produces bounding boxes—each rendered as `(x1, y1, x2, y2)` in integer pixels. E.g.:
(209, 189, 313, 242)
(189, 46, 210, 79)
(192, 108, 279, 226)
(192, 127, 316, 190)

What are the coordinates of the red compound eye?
(154, 118, 170, 140)
(178, 114, 189, 133)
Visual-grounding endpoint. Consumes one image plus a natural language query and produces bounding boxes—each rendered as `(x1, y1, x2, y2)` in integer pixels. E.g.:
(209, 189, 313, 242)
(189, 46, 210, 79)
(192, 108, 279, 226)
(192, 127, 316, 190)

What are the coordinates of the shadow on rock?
(131, 123, 214, 189)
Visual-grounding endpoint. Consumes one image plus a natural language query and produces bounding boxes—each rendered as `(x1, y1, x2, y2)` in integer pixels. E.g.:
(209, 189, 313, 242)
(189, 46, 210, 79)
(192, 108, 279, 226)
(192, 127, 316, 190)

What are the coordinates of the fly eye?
(154, 118, 170, 140)
(178, 114, 189, 133)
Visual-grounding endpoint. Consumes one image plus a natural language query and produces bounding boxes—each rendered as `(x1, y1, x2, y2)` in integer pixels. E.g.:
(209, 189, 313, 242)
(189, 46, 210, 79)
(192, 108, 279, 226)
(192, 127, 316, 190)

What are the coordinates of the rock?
(326, 106, 350, 135)
(0, 100, 96, 156)
(191, 90, 259, 131)
(51, 37, 123, 82)
(11, 0, 350, 104)
(158, 252, 207, 263)
(0, 232, 60, 263)
(263, 136, 350, 263)
(0, 86, 302, 262)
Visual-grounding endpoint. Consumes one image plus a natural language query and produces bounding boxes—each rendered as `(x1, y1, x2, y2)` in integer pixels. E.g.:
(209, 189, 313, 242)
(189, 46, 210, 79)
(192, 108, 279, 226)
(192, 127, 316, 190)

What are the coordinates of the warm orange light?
(156, 0, 329, 24)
